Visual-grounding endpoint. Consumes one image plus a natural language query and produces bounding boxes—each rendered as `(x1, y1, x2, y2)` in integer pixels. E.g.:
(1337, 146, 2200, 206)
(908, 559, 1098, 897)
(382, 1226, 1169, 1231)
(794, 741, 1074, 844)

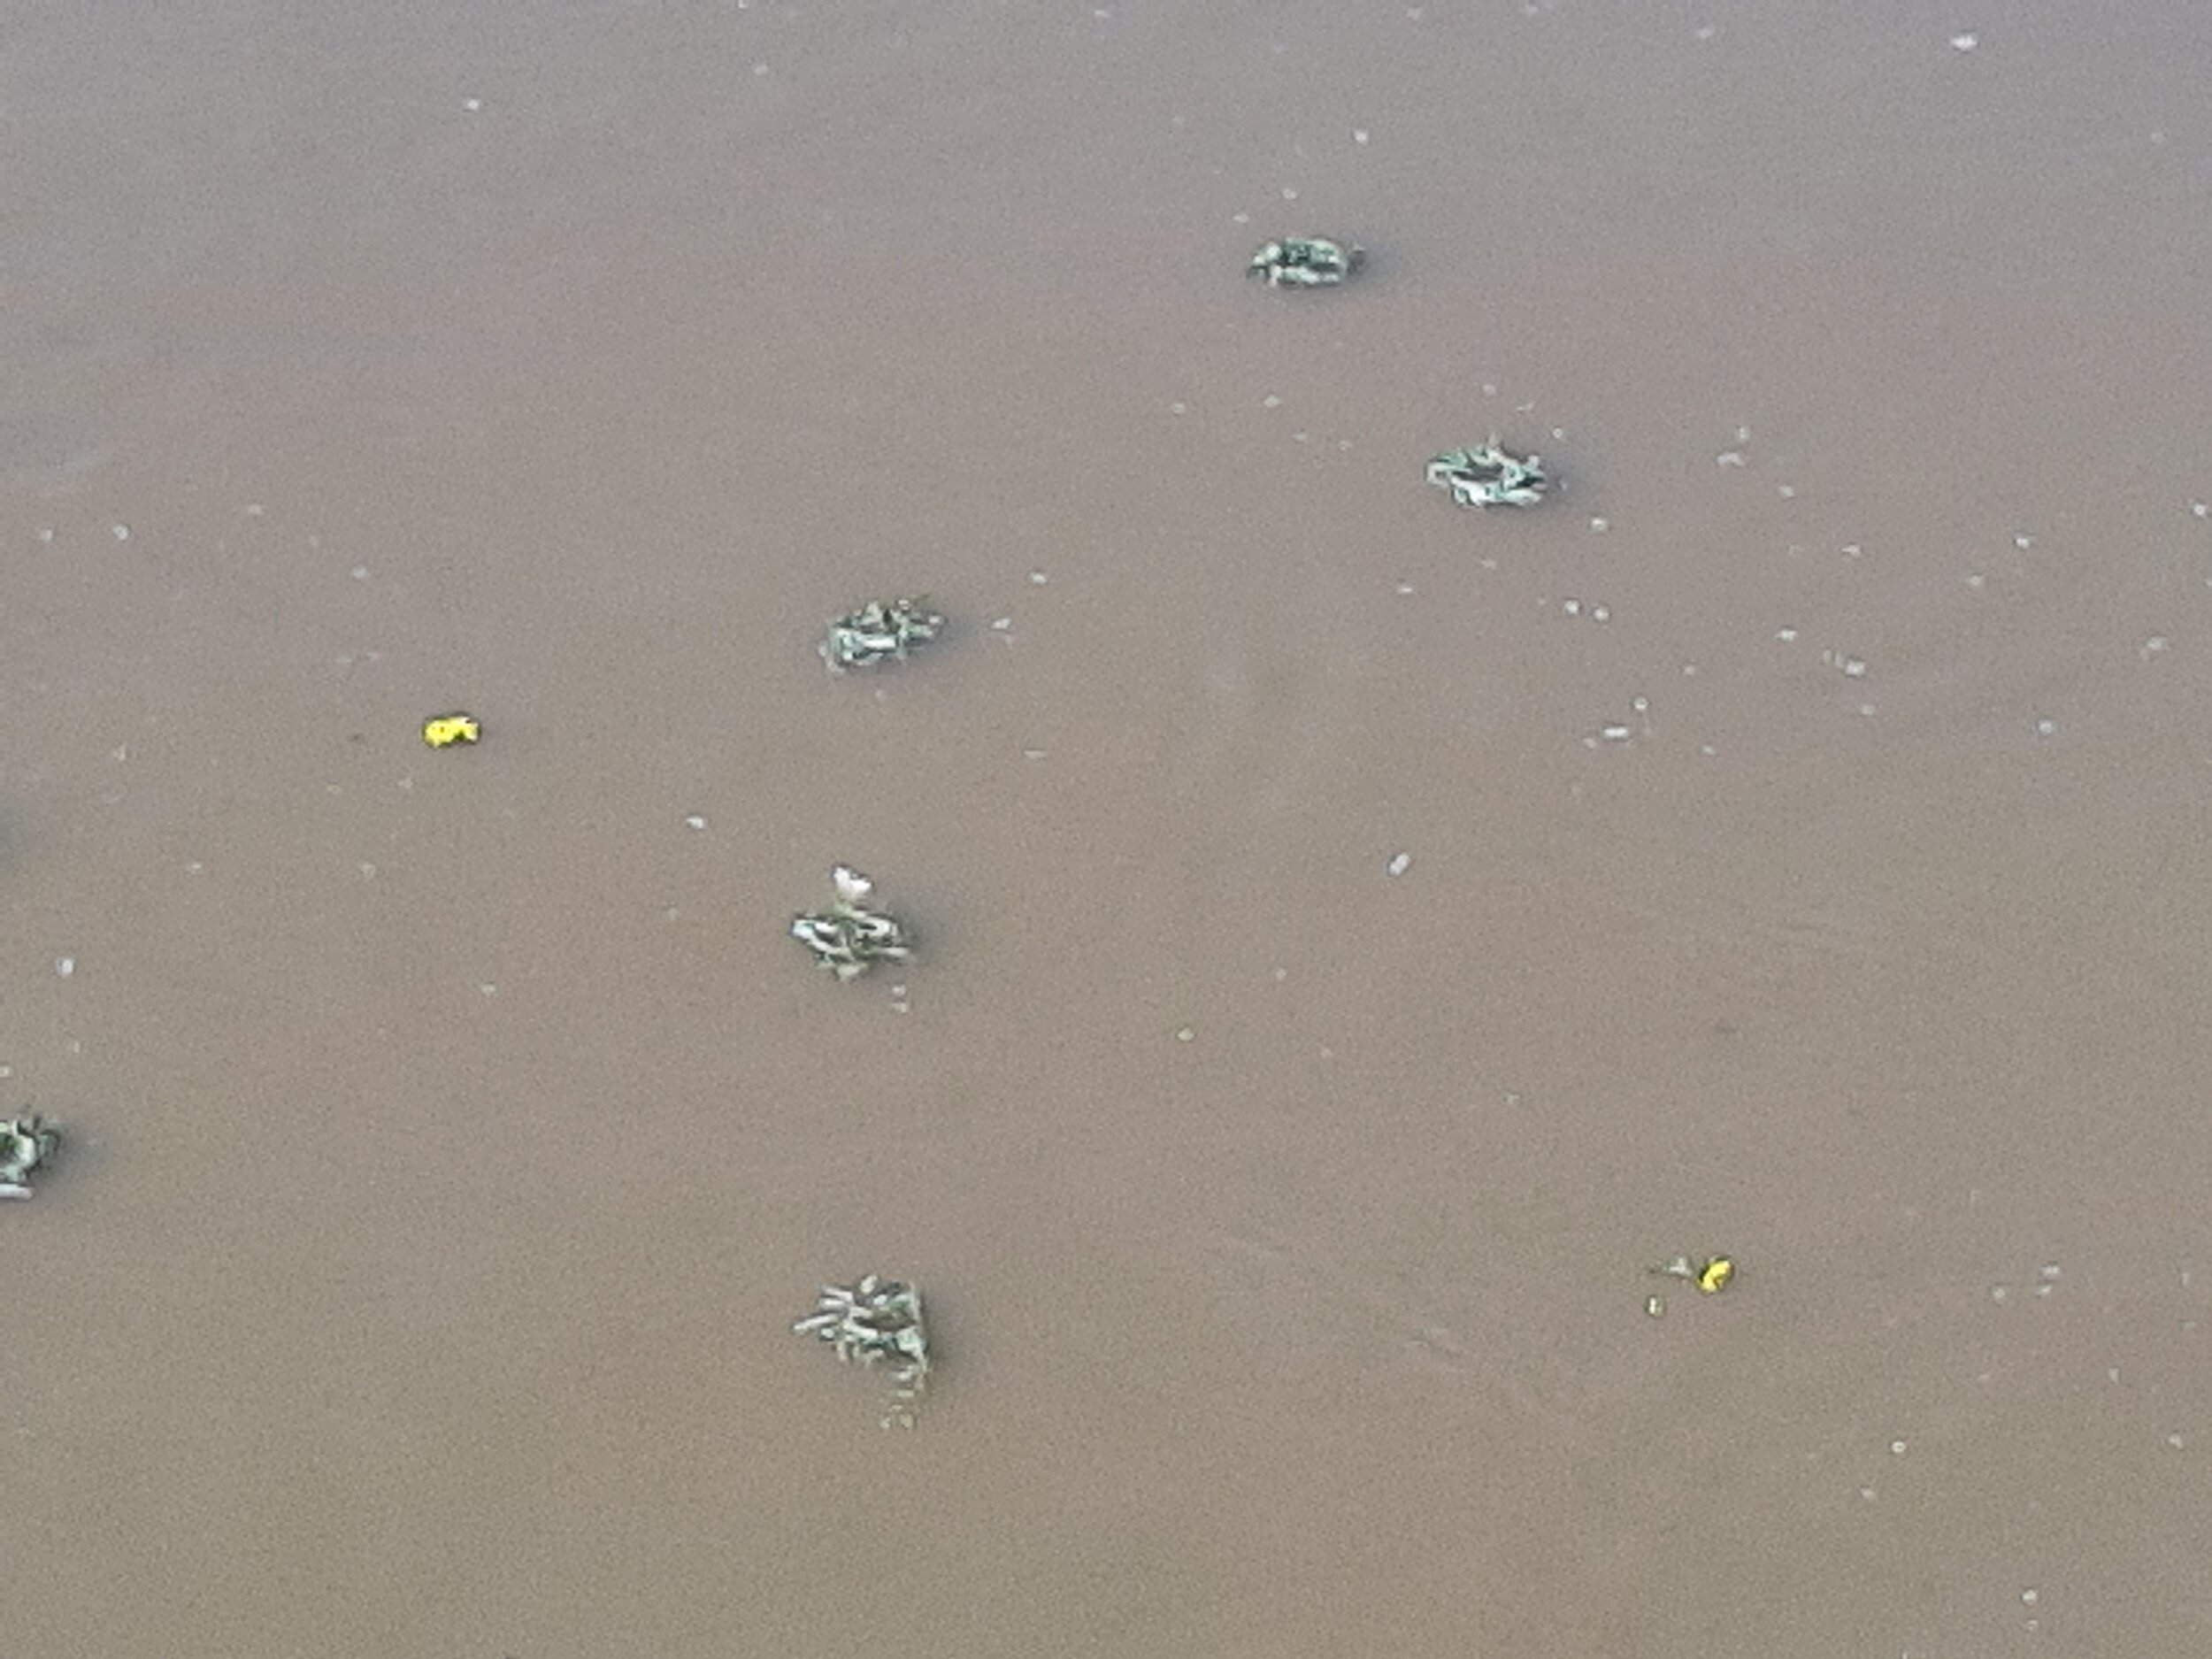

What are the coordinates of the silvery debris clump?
(1425, 442, 1551, 508)
(790, 865, 913, 981)
(793, 1274, 932, 1427)
(1247, 235, 1363, 288)
(0, 1112, 59, 1201)
(818, 597, 945, 672)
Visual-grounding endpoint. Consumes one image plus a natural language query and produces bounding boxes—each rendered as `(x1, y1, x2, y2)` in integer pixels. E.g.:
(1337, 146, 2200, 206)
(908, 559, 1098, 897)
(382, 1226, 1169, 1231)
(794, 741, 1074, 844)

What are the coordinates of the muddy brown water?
(5, 3, 2210, 1655)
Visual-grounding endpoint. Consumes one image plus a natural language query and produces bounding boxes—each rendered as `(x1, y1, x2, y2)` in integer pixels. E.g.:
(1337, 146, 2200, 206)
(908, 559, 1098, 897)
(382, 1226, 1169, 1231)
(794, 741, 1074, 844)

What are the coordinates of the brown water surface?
(5, 3, 2211, 1655)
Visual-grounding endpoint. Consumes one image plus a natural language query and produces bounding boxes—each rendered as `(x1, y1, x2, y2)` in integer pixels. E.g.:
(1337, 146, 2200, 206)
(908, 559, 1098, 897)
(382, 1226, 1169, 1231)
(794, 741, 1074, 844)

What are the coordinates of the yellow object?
(1696, 1256, 1735, 1294)
(420, 713, 481, 749)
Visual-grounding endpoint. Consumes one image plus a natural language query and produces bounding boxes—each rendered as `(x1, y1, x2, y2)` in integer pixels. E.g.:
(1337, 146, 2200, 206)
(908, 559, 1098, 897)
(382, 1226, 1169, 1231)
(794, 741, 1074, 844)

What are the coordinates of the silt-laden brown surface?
(5, 3, 2210, 1655)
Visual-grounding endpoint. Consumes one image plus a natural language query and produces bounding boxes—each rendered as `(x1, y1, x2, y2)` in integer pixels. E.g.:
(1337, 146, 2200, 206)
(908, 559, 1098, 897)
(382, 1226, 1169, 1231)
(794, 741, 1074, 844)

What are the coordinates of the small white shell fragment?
(1386, 851, 1412, 877)
(1599, 724, 1632, 742)
(1950, 32, 1978, 50)
(684, 814, 708, 831)
(111, 523, 131, 541)
(55, 956, 75, 978)
(831, 865, 874, 905)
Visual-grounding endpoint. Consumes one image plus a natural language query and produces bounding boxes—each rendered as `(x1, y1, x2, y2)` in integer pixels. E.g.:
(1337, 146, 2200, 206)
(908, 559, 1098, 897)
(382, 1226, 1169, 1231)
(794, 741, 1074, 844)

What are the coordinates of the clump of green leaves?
(0, 1112, 59, 1201)
(819, 597, 945, 672)
(790, 866, 912, 981)
(793, 1274, 932, 1428)
(1425, 442, 1551, 508)
(1247, 236, 1363, 288)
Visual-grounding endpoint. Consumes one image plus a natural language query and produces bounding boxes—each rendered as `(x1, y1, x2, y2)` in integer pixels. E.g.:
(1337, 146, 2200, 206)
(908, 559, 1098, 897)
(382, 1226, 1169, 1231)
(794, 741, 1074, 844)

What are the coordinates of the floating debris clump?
(420, 712, 482, 748)
(819, 598, 945, 672)
(1425, 442, 1551, 508)
(793, 1274, 932, 1427)
(0, 1113, 60, 1201)
(1247, 236, 1363, 288)
(1650, 1253, 1736, 1295)
(790, 866, 913, 981)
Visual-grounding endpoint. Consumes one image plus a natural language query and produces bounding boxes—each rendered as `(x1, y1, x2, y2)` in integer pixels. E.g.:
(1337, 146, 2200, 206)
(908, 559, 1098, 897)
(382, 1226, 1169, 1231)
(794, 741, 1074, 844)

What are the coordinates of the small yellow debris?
(1696, 1256, 1735, 1294)
(420, 712, 481, 749)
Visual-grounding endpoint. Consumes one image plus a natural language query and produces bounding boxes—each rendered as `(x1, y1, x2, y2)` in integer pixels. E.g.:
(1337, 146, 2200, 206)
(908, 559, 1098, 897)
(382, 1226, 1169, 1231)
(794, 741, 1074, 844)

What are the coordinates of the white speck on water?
(1859, 1486, 1877, 1502)
(1386, 851, 1413, 877)
(1841, 542, 1863, 558)
(1891, 1440, 1908, 1455)
(1562, 598, 1581, 616)
(1598, 724, 1633, 742)
(111, 523, 130, 541)
(2141, 635, 2169, 658)
(753, 62, 770, 75)
(990, 616, 1013, 631)
(36, 526, 55, 542)
(1175, 1026, 1194, 1042)
(1858, 702, 1878, 717)
(2192, 501, 2208, 518)
(1022, 747, 1048, 759)
(1951, 32, 1978, 51)
(1966, 572, 1986, 588)
(2108, 1366, 2123, 1382)
(55, 956, 75, 978)
(1262, 395, 1282, 409)
(684, 814, 708, 831)
(1630, 696, 1649, 713)
(2014, 533, 2034, 549)
(2020, 1589, 2038, 1607)
(478, 982, 498, 997)
(1717, 450, 1746, 467)
(359, 863, 377, 879)
(1169, 401, 1187, 415)
(2034, 718, 2059, 737)
(1589, 516, 1609, 532)
(350, 565, 370, 580)
(1778, 484, 1796, 498)
(461, 96, 483, 111)
(1028, 569, 1048, 585)
(1777, 626, 1800, 642)
(2168, 1432, 2185, 1448)
(1352, 127, 1370, 144)
(1841, 656, 1869, 678)
(2039, 1263, 2061, 1281)
(1395, 581, 1416, 595)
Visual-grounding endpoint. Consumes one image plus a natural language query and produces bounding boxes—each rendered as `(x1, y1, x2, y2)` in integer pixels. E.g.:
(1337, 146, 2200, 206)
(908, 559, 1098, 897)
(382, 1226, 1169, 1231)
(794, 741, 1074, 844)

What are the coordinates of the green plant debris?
(793, 1274, 932, 1428)
(1425, 442, 1551, 508)
(0, 1112, 59, 1201)
(790, 865, 913, 981)
(819, 598, 945, 672)
(1247, 236, 1363, 288)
